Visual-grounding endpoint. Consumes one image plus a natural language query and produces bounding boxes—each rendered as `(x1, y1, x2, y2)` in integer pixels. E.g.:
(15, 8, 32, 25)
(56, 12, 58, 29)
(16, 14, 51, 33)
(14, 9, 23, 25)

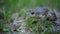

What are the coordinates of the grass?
(25, 14, 53, 34)
(0, 0, 60, 34)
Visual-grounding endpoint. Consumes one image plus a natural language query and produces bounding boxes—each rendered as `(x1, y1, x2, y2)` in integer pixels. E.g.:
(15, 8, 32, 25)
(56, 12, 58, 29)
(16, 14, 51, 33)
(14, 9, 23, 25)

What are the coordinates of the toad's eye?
(31, 12, 34, 15)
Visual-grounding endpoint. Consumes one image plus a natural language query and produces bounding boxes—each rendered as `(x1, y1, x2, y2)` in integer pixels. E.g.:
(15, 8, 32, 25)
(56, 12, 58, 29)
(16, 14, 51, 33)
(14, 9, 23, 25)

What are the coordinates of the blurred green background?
(0, 0, 60, 23)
